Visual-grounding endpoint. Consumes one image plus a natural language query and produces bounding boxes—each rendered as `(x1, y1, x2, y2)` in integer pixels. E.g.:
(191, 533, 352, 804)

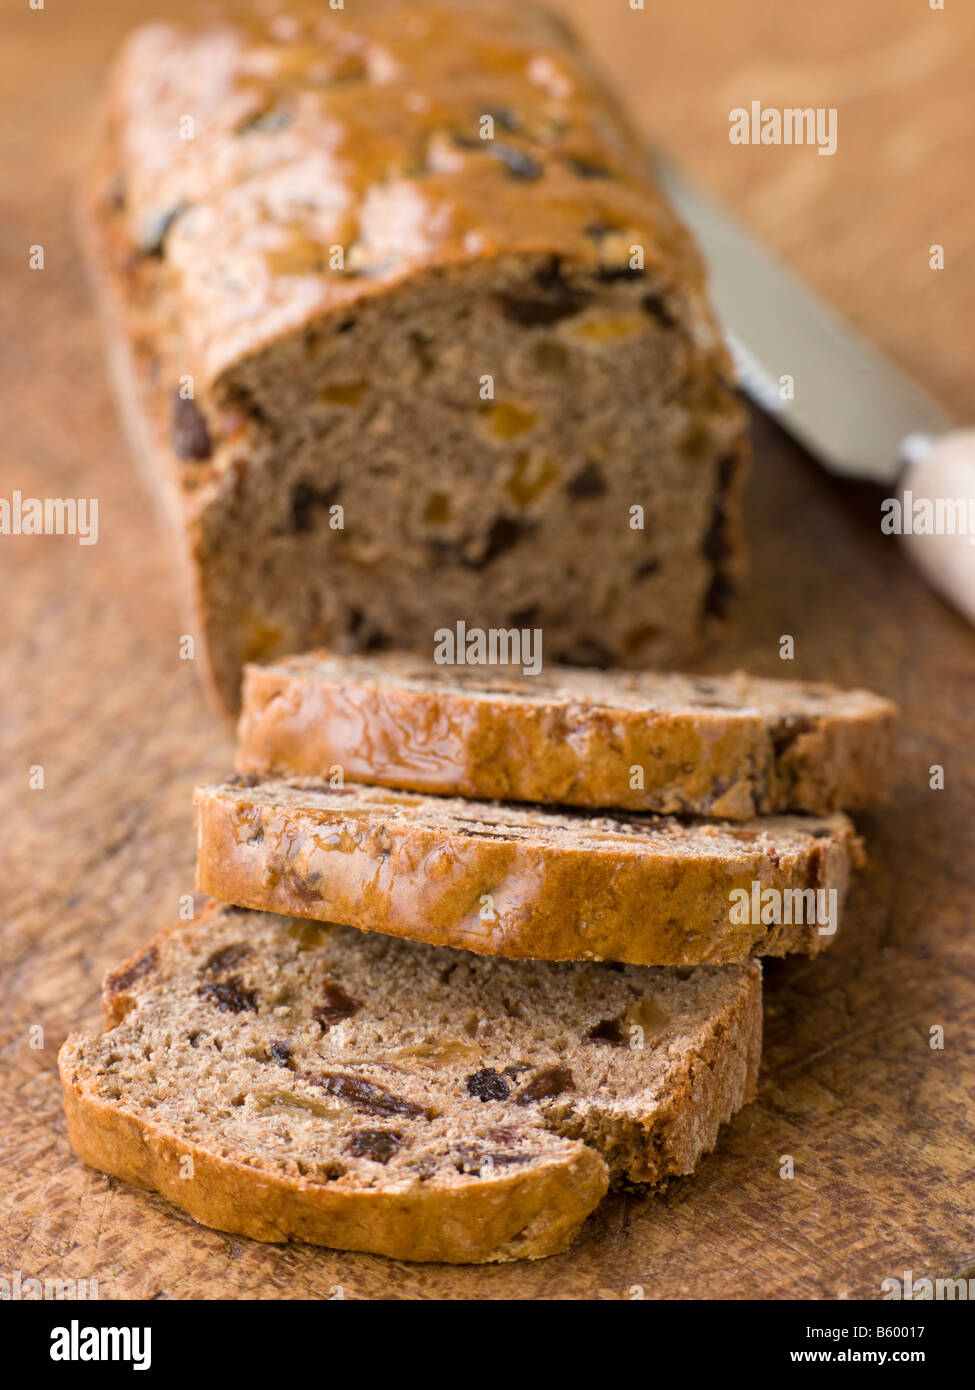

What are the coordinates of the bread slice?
(58, 902, 761, 1263)
(194, 778, 862, 965)
(83, 0, 748, 714)
(237, 651, 897, 818)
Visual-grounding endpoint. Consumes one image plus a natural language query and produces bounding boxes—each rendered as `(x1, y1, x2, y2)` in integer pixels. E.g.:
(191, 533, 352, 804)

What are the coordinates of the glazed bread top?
(105, 0, 721, 389)
(194, 777, 862, 964)
(237, 651, 897, 816)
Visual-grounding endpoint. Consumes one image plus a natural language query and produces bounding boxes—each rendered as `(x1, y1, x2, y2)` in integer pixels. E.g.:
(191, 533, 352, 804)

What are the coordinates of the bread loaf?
(237, 650, 897, 817)
(59, 902, 761, 1262)
(194, 777, 862, 964)
(85, 0, 748, 712)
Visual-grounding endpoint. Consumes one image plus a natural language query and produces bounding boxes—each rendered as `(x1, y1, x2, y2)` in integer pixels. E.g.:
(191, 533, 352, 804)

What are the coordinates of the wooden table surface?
(2, 0, 973, 1301)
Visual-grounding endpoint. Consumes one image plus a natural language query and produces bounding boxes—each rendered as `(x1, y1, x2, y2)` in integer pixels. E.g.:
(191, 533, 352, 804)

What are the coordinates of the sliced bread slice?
(194, 778, 862, 965)
(59, 903, 762, 1263)
(237, 651, 897, 818)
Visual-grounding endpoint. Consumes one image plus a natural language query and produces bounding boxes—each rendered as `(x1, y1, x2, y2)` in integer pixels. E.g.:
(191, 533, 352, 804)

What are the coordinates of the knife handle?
(899, 431, 975, 626)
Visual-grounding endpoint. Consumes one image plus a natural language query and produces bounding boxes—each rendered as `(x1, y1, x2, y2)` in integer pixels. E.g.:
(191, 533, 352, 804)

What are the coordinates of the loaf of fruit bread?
(194, 778, 862, 964)
(59, 902, 761, 1263)
(237, 650, 897, 817)
(84, 0, 748, 713)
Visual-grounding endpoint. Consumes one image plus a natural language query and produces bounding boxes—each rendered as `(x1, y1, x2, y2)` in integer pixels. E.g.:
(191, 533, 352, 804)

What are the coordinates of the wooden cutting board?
(2, 0, 972, 1300)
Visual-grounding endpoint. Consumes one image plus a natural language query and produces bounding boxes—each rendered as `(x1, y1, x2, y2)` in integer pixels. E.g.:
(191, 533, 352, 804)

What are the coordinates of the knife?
(655, 157, 975, 626)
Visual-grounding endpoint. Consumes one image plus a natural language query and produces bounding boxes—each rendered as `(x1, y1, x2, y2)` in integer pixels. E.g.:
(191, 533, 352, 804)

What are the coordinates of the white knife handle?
(899, 430, 975, 627)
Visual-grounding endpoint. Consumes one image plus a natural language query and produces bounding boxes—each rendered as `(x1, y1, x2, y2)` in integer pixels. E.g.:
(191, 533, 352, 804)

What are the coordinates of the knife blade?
(655, 157, 975, 627)
(654, 157, 955, 484)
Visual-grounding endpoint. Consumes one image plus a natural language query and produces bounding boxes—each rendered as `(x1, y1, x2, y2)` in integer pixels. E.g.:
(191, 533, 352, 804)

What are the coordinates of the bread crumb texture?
(59, 903, 761, 1262)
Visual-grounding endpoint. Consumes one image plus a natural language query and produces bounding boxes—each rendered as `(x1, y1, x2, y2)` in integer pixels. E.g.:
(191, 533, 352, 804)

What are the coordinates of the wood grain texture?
(1, 0, 972, 1300)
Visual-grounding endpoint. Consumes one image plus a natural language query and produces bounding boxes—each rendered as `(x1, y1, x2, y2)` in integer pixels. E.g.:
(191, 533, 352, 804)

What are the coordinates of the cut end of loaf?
(190, 254, 747, 713)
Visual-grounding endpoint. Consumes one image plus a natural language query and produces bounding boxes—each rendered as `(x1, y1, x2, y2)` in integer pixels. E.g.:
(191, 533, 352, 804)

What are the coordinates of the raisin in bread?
(194, 778, 862, 964)
(237, 650, 897, 818)
(83, 0, 748, 713)
(59, 903, 761, 1263)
